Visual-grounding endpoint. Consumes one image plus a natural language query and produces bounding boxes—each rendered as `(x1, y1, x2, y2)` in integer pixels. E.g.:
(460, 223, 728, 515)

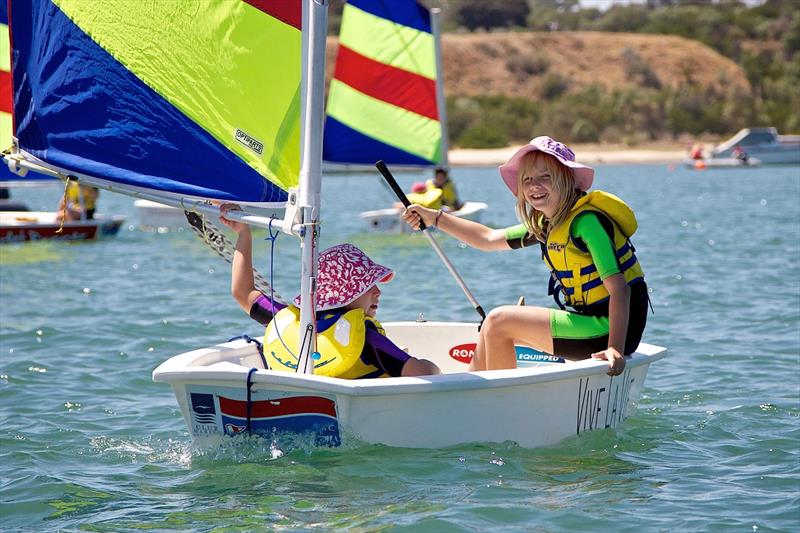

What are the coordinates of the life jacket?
(66, 182, 97, 211)
(542, 191, 644, 313)
(426, 179, 459, 209)
(263, 305, 389, 379)
(406, 187, 443, 210)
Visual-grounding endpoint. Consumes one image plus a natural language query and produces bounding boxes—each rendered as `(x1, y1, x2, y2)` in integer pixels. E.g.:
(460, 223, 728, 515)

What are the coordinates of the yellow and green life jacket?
(425, 179, 460, 209)
(66, 182, 97, 211)
(264, 305, 389, 379)
(543, 191, 644, 312)
(406, 187, 443, 210)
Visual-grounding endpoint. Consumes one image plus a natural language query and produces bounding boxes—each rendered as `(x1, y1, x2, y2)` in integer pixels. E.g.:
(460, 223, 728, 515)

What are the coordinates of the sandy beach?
(450, 142, 686, 166)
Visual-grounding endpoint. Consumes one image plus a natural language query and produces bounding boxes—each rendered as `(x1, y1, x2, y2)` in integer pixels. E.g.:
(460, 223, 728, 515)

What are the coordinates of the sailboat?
(3, 0, 665, 449)
(323, 1, 487, 233)
(0, 4, 124, 242)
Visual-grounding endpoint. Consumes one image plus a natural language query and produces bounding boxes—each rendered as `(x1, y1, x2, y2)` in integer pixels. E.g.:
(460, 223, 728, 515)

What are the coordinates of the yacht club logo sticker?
(235, 128, 264, 155)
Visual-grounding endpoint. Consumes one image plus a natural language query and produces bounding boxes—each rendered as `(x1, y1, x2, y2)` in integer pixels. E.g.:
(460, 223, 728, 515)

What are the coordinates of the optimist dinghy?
(360, 201, 488, 233)
(323, 1, 487, 232)
(4, 0, 665, 449)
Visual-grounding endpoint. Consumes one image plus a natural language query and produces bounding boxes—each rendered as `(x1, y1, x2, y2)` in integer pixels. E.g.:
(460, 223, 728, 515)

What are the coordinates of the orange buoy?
(694, 160, 706, 170)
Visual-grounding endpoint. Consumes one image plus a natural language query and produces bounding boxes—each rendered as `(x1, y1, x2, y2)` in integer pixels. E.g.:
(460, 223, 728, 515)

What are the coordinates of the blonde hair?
(514, 151, 583, 242)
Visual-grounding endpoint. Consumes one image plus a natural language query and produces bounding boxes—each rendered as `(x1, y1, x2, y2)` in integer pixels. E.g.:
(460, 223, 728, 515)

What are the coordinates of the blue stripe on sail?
(10, 1, 287, 203)
(323, 117, 434, 167)
(347, 0, 431, 33)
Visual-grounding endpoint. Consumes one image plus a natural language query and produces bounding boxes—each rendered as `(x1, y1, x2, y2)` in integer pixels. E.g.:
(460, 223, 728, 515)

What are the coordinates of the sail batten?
(7, 0, 302, 204)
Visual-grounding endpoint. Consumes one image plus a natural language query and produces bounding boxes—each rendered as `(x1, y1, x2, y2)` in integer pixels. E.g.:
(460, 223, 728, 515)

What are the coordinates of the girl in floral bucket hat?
(402, 136, 649, 376)
(219, 206, 440, 379)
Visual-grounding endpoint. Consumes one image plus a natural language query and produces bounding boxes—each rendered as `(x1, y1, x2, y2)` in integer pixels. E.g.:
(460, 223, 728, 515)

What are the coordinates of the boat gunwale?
(152, 328, 667, 397)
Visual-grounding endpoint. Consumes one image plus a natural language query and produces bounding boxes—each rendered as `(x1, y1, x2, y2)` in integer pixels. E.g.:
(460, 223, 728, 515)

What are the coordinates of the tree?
(455, 0, 529, 31)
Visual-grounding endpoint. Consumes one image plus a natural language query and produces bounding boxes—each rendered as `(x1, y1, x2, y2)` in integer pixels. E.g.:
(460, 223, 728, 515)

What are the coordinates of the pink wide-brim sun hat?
(499, 136, 595, 195)
(294, 243, 394, 312)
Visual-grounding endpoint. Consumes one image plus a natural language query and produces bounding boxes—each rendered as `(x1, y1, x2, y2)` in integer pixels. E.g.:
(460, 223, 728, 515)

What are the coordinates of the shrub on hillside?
(456, 125, 509, 148)
(454, 0, 529, 31)
(506, 53, 550, 80)
(540, 73, 570, 100)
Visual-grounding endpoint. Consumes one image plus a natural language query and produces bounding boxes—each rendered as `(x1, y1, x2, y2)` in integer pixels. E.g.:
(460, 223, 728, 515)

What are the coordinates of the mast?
(295, 0, 329, 374)
(431, 7, 449, 170)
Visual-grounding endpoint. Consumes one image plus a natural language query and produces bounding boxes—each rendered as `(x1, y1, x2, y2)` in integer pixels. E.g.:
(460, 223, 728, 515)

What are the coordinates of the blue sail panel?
(8, 0, 290, 204)
(323, 117, 435, 167)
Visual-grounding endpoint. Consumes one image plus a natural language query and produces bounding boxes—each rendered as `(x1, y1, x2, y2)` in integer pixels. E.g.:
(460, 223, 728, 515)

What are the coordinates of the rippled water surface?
(2, 163, 798, 531)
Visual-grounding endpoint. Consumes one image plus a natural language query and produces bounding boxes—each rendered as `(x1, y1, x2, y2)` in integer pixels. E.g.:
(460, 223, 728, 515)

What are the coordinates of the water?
(2, 163, 798, 531)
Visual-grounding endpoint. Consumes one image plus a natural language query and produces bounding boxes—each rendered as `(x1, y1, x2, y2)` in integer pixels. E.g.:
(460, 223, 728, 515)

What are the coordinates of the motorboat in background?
(683, 156, 762, 169)
(710, 127, 800, 165)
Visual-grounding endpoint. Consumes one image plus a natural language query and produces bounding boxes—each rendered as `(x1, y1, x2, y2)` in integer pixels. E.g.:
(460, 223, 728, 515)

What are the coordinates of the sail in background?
(8, 0, 302, 204)
(323, 0, 442, 167)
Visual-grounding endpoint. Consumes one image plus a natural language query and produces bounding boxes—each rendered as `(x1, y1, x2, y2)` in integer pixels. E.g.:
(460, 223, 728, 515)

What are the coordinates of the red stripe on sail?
(219, 395, 337, 419)
(334, 45, 438, 121)
(243, 0, 301, 30)
(0, 70, 11, 114)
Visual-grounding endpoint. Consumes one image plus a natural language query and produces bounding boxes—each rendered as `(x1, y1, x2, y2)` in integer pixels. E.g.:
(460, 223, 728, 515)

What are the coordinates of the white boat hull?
(134, 199, 187, 229)
(683, 157, 761, 168)
(0, 211, 125, 243)
(360, 202, 488, 233)
(153, 322, 666, 449)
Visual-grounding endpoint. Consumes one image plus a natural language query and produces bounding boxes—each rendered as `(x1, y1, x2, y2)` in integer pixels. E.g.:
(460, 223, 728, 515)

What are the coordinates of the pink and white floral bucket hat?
(499, 136, 594, 195)
(293, 243, 394, 312)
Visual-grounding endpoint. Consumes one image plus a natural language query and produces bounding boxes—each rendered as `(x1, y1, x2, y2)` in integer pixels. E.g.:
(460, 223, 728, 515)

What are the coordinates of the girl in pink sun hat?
(402, 136, 649, 376)
(219, 205, 440, 379)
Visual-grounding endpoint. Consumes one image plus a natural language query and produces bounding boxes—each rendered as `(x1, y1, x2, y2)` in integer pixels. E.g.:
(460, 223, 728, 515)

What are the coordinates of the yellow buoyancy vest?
(543, 191, 644, 310)
(407, 187, 443, 209)
(425, 179, 460, 209)
(263, 305, 389, 379)
(66, 182, 97, 211)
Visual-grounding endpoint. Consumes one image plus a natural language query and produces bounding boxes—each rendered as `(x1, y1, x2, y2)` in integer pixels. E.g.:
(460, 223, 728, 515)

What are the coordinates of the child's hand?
(591, 347, 626, 376)
(402, 204, 436, 229)
(219, 203, 249, 234)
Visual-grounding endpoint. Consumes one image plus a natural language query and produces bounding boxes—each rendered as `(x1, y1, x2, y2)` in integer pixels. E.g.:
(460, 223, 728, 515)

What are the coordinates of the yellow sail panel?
(53, 0, 301, 191)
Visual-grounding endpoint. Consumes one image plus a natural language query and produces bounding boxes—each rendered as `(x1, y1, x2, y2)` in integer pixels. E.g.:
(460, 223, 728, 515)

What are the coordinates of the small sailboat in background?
(3, 0, 665, 449)
(323, 0, 487, 232)
(0, 4, 123, 243)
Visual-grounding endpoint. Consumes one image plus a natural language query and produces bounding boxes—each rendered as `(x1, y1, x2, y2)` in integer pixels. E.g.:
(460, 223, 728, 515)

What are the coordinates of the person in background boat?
(732, 145, 749, 164)
(404, 181, 443, 210)
(219, 205, 441, 379)
(395, 169, 464, 211)
(689, 143, 704, 160)
(55, 181, 99, 221)
(402, 136, 649, 376)
(427, 167, 463, 211)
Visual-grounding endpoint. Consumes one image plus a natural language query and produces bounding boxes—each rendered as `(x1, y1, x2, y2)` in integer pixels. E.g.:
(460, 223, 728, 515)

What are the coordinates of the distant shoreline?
(449, 142, 686, 167)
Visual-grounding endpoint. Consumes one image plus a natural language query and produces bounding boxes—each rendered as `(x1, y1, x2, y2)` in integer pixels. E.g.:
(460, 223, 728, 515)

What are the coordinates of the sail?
(7, 0, 302, 205)
(323, 0, 442, 167)
(1, 4, 52, 187)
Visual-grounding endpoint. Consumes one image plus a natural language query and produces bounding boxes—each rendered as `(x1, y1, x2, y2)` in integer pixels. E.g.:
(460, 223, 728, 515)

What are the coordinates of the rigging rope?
(184, 210, 286, 304)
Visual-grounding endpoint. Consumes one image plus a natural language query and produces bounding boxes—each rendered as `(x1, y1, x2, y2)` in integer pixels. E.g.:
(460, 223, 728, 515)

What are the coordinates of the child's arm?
(219, 205, 263, 314)
(573, 212, 628, 376)
(402, 204, 511, 251)
(593, 273, 628, 376)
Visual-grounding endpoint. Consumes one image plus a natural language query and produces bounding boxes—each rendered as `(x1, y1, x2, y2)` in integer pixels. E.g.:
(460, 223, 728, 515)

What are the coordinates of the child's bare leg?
(481, 306, 553, 370)
(470, 330, 488, 371)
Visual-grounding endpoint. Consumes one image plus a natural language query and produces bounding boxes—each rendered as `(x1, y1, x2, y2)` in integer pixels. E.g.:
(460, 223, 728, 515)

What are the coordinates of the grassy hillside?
(439, 32, 750, 98)
(325, 31, 755, 147)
